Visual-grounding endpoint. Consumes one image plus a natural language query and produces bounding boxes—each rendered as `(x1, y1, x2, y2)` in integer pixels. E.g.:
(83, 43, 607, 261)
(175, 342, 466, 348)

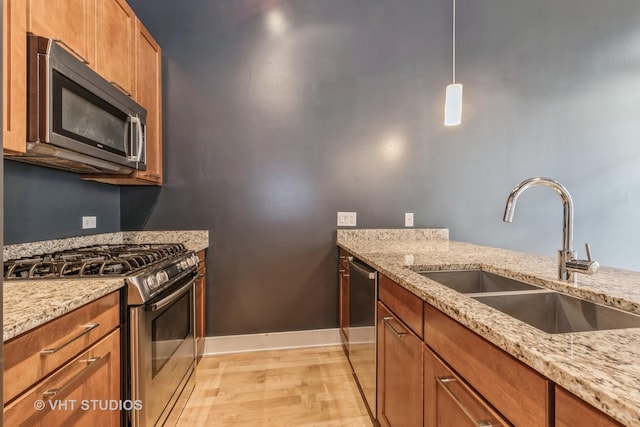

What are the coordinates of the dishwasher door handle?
(348, 259, 376, 279)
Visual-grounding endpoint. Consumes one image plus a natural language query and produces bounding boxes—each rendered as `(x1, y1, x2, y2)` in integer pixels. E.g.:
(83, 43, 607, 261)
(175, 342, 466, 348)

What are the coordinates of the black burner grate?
(4, 243, 187, 279)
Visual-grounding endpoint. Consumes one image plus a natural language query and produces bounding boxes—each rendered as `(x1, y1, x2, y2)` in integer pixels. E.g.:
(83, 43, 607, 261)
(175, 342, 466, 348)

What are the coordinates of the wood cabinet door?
(196, 267, 206, 362)
(28, 0, 95, 65)
(4, 329, 121, 427)
(95, 0, 135, 96)
(377, 302, 422, 427)
(556, 387, 623, 427)
(339, 266, 349, 352)
(3, 0, 27, 153)
(424, 346, 510, 427)
(133, 17, 162, 183)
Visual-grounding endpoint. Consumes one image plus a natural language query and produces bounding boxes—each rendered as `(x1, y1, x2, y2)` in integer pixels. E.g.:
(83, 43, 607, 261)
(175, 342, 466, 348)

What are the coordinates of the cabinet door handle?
(42, 357, 102, 398)
(110, 81, 133, 97)
(382, 317, 407, 338)
(40, 323, 100, 355)
(53, 38, 89, 64)
(436, 376, 500, 427)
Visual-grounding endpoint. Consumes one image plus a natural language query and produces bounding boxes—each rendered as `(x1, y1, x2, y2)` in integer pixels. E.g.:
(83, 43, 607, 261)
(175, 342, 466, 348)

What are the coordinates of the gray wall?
(123, 0, 640, 336)
(4, 161, 120, 244)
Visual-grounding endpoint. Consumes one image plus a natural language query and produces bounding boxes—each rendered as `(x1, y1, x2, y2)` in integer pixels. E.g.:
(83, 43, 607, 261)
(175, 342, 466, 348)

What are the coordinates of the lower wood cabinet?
(424, 304, 550, 427)
(377, 301, 423, 427)
(338, 249, 350, 355)
(4, 329, 120, 427)
(3, 291, 121, 427)
(195, 249, 207, 363)
(339, 262, 624, 426)
(555, 386, 623, 427)
(424, 345, 509, 427)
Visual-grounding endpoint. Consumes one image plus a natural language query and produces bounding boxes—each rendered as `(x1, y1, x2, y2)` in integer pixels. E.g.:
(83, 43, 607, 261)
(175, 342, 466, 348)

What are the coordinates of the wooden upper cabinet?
(3, 0, 28, 154)
(27, 0, 96, 66)
(133, 18, 162, 184)
(95, 0, 135, 97)
(82, 16, 163, 185)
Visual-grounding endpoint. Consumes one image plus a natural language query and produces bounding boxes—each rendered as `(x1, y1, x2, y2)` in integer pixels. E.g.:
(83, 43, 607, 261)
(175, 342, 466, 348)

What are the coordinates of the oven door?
(130, 275, 196, 427)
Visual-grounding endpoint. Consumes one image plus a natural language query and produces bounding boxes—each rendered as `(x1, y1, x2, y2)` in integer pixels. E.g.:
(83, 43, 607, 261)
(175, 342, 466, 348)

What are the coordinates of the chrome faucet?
(502, 177, 599, 281)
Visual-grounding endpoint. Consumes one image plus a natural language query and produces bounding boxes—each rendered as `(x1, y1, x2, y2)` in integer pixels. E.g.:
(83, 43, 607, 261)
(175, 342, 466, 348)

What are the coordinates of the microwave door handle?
(136, 119, 145, 161)
(126, 116, 134, 160)
(128, 116, 142, 162)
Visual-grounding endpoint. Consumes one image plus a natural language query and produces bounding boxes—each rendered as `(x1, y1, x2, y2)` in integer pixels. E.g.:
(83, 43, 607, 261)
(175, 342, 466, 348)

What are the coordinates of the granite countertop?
(3, 278, 125, 342)
(337, 229, 640, 426)
(3, 230, 210, 342)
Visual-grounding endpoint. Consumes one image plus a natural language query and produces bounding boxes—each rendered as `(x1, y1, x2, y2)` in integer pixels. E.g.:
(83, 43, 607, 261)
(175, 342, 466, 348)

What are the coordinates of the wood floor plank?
(174, 346, 373, 426)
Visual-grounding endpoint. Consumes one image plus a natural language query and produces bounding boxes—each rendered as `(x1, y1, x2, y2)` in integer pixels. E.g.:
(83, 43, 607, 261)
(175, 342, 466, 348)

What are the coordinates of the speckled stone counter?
(3, 278, 125, 342)
(3, 230, 209, 261)
(337, 229, 640, 426)
(3, 230, 209, 342)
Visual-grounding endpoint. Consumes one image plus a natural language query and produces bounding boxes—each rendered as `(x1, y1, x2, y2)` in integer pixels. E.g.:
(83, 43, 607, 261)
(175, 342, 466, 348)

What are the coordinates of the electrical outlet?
(82, 216, 97, 229)
(405, 212, 414, 227)
(337, 212, 357, 227)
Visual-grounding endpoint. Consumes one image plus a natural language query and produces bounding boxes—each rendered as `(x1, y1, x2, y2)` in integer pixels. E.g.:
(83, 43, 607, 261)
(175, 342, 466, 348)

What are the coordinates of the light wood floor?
(174, 346, 373, 426)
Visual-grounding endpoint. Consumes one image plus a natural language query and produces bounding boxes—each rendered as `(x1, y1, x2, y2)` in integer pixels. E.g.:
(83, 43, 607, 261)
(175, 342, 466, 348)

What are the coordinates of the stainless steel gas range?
(4, 243, 199, 427)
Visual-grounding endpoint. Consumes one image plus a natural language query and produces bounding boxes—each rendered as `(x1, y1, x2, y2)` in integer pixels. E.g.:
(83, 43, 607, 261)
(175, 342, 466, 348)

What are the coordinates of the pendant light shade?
(444, 0, 462, 126)
(444, 83, 463, 126)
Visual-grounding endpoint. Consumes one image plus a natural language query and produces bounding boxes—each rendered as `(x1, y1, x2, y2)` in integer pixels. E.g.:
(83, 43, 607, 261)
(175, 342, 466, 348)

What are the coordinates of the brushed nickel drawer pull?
(109, 81, 133, 97)
(383, 317, 407, 338)
(40, 323, 100, 355)
(53, 38, 89, 64)
(437, 376, 500, 427)
(42, 357, 101, 398)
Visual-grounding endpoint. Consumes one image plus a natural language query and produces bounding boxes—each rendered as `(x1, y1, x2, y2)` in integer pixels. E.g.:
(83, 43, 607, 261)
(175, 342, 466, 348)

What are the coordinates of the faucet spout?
(502, 177, 581, 281)
(502, 177, 574, 255)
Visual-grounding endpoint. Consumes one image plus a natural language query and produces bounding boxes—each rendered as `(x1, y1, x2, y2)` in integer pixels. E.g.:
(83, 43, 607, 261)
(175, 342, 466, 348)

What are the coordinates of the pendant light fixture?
(444, 0, 463, 126)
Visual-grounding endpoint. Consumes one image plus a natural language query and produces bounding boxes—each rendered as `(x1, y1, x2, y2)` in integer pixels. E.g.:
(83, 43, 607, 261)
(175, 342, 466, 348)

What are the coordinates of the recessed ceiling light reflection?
(266, 9, 287, 36)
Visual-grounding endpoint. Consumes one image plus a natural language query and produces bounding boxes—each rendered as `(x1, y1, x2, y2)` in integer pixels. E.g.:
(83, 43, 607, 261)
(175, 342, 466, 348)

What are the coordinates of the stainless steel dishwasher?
(348, 257, 378, 417)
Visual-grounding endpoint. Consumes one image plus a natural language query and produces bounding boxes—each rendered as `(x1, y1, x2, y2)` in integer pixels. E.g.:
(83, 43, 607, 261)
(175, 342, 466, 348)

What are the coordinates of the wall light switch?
(82, 216, 97, 229)
(337, 212, 357, 227)
(405, 213, 414, 227)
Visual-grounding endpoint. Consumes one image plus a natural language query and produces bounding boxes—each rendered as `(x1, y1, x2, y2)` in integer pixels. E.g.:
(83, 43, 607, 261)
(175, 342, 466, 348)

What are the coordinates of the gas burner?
(4, 243, 188, 279)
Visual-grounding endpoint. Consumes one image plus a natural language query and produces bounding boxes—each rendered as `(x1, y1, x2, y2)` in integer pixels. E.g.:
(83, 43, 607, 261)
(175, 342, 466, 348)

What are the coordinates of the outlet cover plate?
(405, 213, 414, 227)
(82, 216, 97, 229)
(337, 212, 357, 227)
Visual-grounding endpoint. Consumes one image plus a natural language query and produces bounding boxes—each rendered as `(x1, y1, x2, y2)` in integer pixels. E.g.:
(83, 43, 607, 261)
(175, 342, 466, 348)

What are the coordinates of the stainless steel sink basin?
(418, 270, 543, 294)
(473, 292, 640, 334)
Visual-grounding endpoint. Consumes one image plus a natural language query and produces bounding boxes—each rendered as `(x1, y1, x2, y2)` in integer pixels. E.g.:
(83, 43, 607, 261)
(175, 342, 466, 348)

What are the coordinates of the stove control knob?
(192, 254, 200, 266)
(147, 276, 159, 289)
(180, 260, 189, 270)
(156, 271, 169, 285)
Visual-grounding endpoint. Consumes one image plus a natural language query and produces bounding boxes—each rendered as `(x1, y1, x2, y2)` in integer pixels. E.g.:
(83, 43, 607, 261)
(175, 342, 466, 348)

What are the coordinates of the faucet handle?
(566, 243, 599, 275)
(585, 243, 593, 262)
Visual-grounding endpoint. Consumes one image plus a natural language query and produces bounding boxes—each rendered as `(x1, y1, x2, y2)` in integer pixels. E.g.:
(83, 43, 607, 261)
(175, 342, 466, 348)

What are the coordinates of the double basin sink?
(418, 270, 640, 334)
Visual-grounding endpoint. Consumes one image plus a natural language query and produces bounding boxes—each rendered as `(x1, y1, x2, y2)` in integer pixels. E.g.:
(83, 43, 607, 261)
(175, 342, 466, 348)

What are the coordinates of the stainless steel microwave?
(7, 34, 147, 174)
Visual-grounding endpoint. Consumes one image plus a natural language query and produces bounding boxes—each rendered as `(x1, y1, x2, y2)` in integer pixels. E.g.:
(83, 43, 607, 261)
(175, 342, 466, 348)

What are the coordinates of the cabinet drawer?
(379, 274, 423, 338)
(377, 302, 423, 427)
(424, 304, 550, 427)
(4, 329, 120, 427)
(555, 386, 622, 427)
(4, 291, 120, 404)
(425, 346, 509, 427)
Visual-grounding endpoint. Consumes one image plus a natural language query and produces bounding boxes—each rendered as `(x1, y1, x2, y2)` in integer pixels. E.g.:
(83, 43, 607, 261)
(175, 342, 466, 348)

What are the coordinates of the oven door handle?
(148, 277, 196, 312)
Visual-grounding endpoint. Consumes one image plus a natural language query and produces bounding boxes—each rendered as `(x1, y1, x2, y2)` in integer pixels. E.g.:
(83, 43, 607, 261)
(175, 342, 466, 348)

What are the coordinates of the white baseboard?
(203, 328, 342, 355)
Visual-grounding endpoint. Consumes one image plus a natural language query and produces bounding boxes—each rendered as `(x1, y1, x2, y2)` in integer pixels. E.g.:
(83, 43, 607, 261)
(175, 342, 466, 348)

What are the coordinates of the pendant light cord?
(452, 0, 456, 84)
